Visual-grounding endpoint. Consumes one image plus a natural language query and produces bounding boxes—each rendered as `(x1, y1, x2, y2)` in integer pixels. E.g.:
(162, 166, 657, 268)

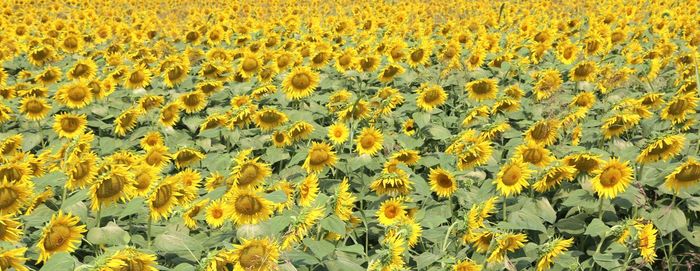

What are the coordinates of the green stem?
(147, 216, 153, 249)
(620, 250, 633, 271)
(595, 234, 608, 254)
(598, 198, 605, 220)
(95, 208, 102, 228)
(502, 198, 507, 221)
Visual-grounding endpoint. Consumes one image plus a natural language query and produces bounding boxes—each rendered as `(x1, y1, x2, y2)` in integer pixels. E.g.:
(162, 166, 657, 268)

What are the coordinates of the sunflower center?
(60, 117, 80, 133)
(384, 205, 399, 219)
(129, 71, 145, 84)
(239, 243, 267, 269)
(668, 99, 687, 115)
(383, 66, 399, 77)
(522, 148, 543, 164)
(67, 86, 88, 101)
(41, 70, 58, 82)
(574, 64, 594, 77)
(96, 176, 125, 199)
(410, 49, 425, 62)
(333, 129, 344, 138)
(572, 158, 598, 173)
(647, 142, 671, 156)
(360, 58, 374, 70)
(145, 150, 163, 166)
(72, 161, 91, 180)
(260, 112, 281, 124)
(152, 185, 172, 208)
(309, 149, 329, 165)
(390, 47, 404, 60)
(44, 224, 72, 251)
(135, 172, 151, 190)
(177, 151, 196, 163)
(360, 134, 376, 149)
(422, 89, 440, 103)
(312, 53, 326, 64)
(531, 123, 550, 140)
(127, 260, 147, 271)
(88, 81, 102, 95)
(235, 195, 262, 215)
(183, 94, 201, 107)
(64, 37, 79, 49)
(32, 48, 49, 60)
(436, 173, 453, 188)
(563, 47, 574, 59)
(167, 66, 184, 80)
(0, 188, 18, 209)
(25, 100, 45, 113)
(277, 55, 290, 67)
(501, 165, 522, 186)
(676, 164, 700, 182)
(291, 73, 311, 89)
(599, 167, 622, 187)
(72, 64, 88, 77)
(238, 164, 259, 185)
(471, 81, 492, 94)
(242, 58, 258, 72)
(339, 54, 352, 66)
(274, 133, 286, 143)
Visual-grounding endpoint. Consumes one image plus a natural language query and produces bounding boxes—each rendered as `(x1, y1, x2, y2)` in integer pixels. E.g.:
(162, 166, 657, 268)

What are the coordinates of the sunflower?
(55, 80, 93, 108)
(271, 130, 290, 148)
(0, 135, 22, 158)
(406, 41, 432, 68)
(428, 167, 458, 198)
(532, 165, 577, 193)
(416, 84, 448, 111)
(403, 119, 417, 136)
(556, 41, 579, 64)
(282, 66, 319, 100)
(131, 164, 159, 197)
(536, 238, 574, 271)
(358, 55, 381, 72)
(335, 48, 357, 72)
(114, 107, 143, 137)
(591, 158, 633, 199)
(159, 102, 181, 127)
(173, 148, 205, 169)
(181, 199, 209, 229)
(570, 91, 596, 108)
(515, 142, 553, 167)
(378, 63, 405, 83)
(28, 45, 55, 66)
(178, 91, 208, 113)
(108, 248, 158, 271)
(148, 177, 181, 221)
(327, 122, 349, 145)
(0, 214, 22, 243)
(281, 205, 325, 250)
(163, 63, 190, 88)
(454, 259, 482, 271)
(636, 135, 685, 164)
(143, 144, 170, 169)
(140, 131, 164, 150)
(635, 222, 657, 263)
(19, 97, 51, 120)
(231, 238, 280, 271)
(254, 108, 288, 131)
(355, 126, 384, 156)
(524, 119, 560, 146)
(230, 157, 271, 190)
(465, 46, 486, 71)
(65, 151, 98, 190)
(288, 121, 315, 142)
(89, 165, 136, 210)
(0, 247, 28, 271)
(660, 93, 698, 123)
(303, 142, 337, 173)
(494, 159, 533, 197)
(52, 113, 87, 138)
(36, 66, 62, 85)
(466, 78, 499, 101)
(298, 173, 320, 207)
(392, 150, 421, 166)
(487, 233, 528, 263)
(124, 65, 152, 89)
(228, 189, 273, 226)
(335, 178, 357, 222)
(664, 158, 700, 193)
(377, 197, 407, 226)
(67, 58, 97, 81)
(569, 61, 597, 82)
(601, 114, 642, 139)
(138, 95, 165, 111)
(533, 69, 562, 101)
(205, 199, 229, 228)
(36, 211, 86, 263)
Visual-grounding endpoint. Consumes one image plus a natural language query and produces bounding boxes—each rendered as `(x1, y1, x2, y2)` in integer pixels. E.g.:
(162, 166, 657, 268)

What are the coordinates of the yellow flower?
(231, 238, 280, 271)
(173, 147, 205, 169)
(288, 121, 315, 142)
(453, 258, 482, 271)
(230, 157, 271, 190)
(533, 69, 562, 101)
(0, 177, 33, 215)
(377, 63, 405, 83)
(55, 80, 93, 108)
(429, 167, 458, 198)
(298, 173, 319, 207)
(391, 149, 421, 166)
(636, 135, 685, 164)
(487, 233, 527, 263)
(67, 58, 98, 81)
(0, 214, 22, 243)
(635, 222, 657, 263)
(416, 84, 448, 111)
(334, 178, 357, 222)
(327, 122, 349, 145)
(89, 165, 136, 210)
(19, 97, 51, 120)
(124, 65, 152, 89)
(148, 177, 181, 221)
(282, 66, 319, 100)
(178, 91, 208, 113)
(254, 108, 288, 131)
(303, 142, 337, 173)
(536, 238, 574, 271)
(37, 211, 87, 263)
(664, 158, 700, 193)
(515, 142, 553, 167)
(466, 78, 498, 101)
(228, 189, 273, 226)
(590, 158, 633, 199)
(0, 247, 28, 271)
(494, 159, 533, 197)
(377, 198, 406, 226)
(524, 119, 560, 146)
(532, 165, 577, 193)
(114, 107, 144, 137)
(205, 199, 229, 228)
(355, 126, 384, 156)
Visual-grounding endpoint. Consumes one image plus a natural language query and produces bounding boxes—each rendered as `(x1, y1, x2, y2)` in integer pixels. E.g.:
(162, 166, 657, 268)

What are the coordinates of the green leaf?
(651, 207, 687, 234)
(592, 253, 619, 270)
(40, 252, 76, 271)
(555, 213, 588, 235)
(414, 252, 441, 270)
(265, 190, 288, 204)
(535, 198, 557, 224)
(428, 125, 452, 140)
(585, 219, 610, 238)
(320, 215, 346, 234)
(303, 239, 335, 259)
(337, 244, 365, 255)
(86, 222, 130, 246)
(501, 210, 546, 232)
(326, 258, 365, 271)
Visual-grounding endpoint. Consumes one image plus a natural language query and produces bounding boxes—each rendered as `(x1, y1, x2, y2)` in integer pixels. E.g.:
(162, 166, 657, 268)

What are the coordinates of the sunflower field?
(1, 0, 700, 270)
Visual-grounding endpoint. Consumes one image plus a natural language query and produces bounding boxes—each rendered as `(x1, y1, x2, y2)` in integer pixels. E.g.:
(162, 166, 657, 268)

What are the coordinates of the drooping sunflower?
(148, 177, 181, 221)
(376, 197, 407, 226)
(636, 135, 685, 164)
(533, 69, 563, 101)
(124, 65, 152, 89)
(230, 238, 280, 271)
(494, 159, 533, 197)
(36, 211, 86, 263)
(466, 78, 499, 101)
(453, 258, 482, 271)
(288, 121, 315, 142)
(0, 247, 28, 271)
(532, 165, 577, 193)
(142, 144, 170, 169)
(515, 142, 554, 167)
(36, 66, 62, 85)
(131, 164, 159, 197)
(298, 173, 320, 207)
(635, 222, 657, 264)
(660, 93, 698, 124)
(487, 233, 528, 263)
(601, 114, 642, 139)
(173, 148, 205, 169)
(303, 142, 337, 173)
(416, 84, 448, 111)
(429, 167, 458, 198)
(282, 66, 319, 100)
(228, 189, 274, 226)
(355, 126, 384, 156)
(182, 199, 209, 229)
(590, 158, 633, 199)
(536, 237, 574, 271)
(138, 95, 165, 111)
(664, 158, 700, 193)
(55, 80, 93, 108)
(446, 130, 494, 170)
(391, 149, 421, 166)
(52, 113, 87, 138)
(524, 119, 561, 146)
(0, 214, 22, 243)
(253, 108, 288, 131)
(159, 102, 181, 127)
(19, 97, 51, 120)
(230, 157, 271, 190)
(569, 61, 597, 82)
(570, 91, 597, 108)
(89, 165, 136, 210)
(108, 248, 158, 271)
(377, 63, 405, 83)
(114, 107, 144, 137)
(334, 178, 357, 222)
(65, 151, 98, 190)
